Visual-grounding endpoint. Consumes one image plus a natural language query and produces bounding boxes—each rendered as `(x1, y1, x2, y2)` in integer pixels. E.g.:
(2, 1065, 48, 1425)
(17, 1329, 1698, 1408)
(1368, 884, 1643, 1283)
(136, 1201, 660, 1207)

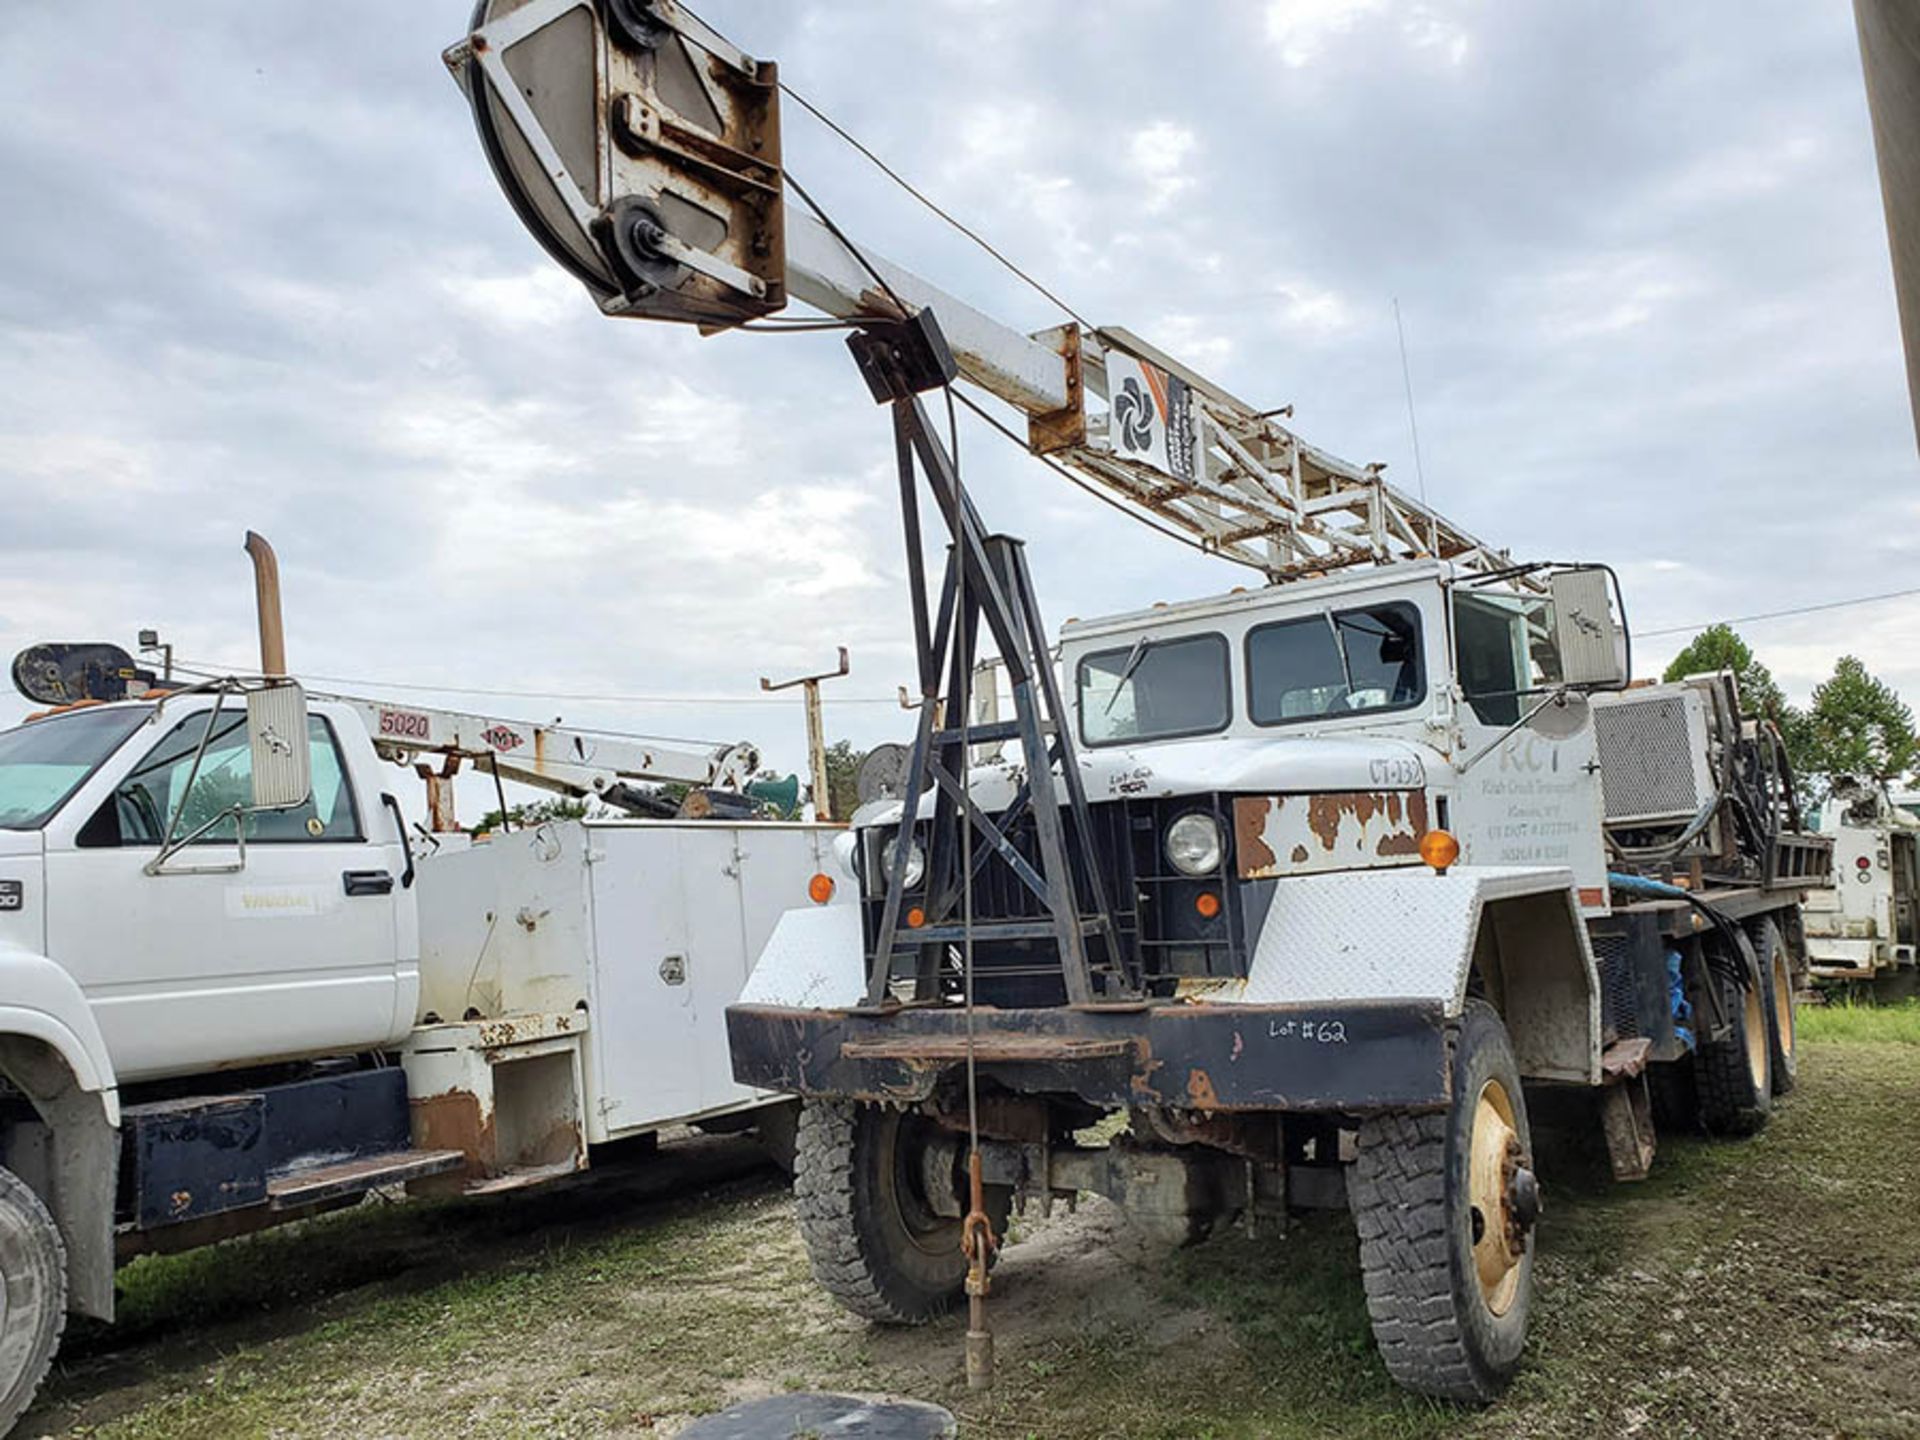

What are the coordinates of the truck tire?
(1697, 938, 1773, 1136)
(0, 1165, 66, 1434)
(1754, 920, 1797, 1097)
(793, 1099, 1007, 1325)
(1351, 1001, 1539, 1404)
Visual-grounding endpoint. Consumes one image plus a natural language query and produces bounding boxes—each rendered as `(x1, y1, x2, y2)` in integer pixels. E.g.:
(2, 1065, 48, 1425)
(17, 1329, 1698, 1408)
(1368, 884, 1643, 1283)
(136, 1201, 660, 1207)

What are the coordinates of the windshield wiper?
(1323, 609, 1356, 699)
(1104, 634, 1154, 715)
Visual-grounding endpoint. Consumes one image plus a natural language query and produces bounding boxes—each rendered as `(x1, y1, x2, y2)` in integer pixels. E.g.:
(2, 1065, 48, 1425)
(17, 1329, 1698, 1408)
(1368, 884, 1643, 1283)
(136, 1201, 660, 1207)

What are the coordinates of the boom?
(444, 1, 1517, 582)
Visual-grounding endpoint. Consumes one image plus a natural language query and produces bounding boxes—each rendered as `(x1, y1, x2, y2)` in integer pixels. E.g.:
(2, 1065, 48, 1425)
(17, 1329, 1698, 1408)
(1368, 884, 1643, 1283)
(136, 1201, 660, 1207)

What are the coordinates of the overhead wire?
(1637, 586, 1920, 640)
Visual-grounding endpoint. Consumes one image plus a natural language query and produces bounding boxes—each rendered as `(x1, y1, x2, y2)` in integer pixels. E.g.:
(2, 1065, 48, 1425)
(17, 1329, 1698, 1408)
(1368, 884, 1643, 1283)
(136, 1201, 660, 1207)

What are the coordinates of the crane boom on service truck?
(0, 536, 848, 1433)
(445, 0, 1832, 1405)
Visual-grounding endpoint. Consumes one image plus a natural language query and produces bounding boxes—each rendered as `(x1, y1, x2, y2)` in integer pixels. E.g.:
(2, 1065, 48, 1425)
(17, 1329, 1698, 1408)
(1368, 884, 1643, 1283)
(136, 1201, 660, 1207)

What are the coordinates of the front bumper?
(727, 998, 1452, 1114)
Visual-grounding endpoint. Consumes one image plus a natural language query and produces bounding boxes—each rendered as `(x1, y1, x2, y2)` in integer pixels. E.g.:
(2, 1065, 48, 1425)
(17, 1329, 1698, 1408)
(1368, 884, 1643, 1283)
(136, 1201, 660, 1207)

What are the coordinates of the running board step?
(267, 1148, 466, 1210)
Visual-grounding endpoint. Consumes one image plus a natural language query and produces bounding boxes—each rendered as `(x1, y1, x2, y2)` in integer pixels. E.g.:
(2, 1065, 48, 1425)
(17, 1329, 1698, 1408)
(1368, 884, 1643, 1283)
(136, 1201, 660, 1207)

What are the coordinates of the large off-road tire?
(1754, 920, 1797, 1097)
(1697, 937, 1773, 1136)
(793, 1099, 1009, 1325)
(0, 1164, 66, 1434)
(1351, 1001, 1539, 1404)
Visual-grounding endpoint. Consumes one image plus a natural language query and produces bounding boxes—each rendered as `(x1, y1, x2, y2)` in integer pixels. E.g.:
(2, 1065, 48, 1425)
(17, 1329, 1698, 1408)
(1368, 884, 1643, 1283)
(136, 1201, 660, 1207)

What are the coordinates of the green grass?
(26, 1033, 1920, 1439)
(1799, 997, 1920, 1046)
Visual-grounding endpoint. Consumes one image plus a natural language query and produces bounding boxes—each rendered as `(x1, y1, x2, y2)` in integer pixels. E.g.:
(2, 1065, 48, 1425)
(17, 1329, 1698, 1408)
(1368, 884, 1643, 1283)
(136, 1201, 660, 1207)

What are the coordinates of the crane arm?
(447, 0, 1517, 582)
(324, 693, 760, 798)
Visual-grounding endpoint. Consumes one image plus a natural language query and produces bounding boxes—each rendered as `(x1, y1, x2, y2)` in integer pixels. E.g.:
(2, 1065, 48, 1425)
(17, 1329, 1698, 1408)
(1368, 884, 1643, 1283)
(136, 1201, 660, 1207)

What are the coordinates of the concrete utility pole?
(1856, 0, 1920, 452)
(761, 648, 850, 821)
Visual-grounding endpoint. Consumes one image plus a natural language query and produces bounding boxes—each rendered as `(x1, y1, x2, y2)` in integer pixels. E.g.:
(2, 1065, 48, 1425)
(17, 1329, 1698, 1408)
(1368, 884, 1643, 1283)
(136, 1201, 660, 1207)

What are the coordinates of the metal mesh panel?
(1593, 693, 1704, 823)
(1590, 931, 1638, 1040)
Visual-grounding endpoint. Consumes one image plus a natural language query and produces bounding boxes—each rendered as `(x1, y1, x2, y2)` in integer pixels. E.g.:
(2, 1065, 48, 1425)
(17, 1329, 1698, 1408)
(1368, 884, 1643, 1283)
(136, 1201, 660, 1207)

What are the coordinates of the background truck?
(0, 538, 848, 1431)
(449, 0, 1834, 1405)
(1804, 775, 1920, 994)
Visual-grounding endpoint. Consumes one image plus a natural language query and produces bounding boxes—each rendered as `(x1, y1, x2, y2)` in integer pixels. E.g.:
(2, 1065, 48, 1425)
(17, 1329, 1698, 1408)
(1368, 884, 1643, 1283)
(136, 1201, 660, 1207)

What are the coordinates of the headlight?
(881, 833, 926, 889)
(1165, 812, 1223, 876)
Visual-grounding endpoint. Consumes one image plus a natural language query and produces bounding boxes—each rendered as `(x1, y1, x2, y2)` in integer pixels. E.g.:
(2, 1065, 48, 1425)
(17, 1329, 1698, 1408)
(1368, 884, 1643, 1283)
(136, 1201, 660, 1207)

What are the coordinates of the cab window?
(1077, 633, 1230, 746)
(80, 711, 361, 847)
(1246, 603, 1424, 725)
(1454, 590, 1565, 726)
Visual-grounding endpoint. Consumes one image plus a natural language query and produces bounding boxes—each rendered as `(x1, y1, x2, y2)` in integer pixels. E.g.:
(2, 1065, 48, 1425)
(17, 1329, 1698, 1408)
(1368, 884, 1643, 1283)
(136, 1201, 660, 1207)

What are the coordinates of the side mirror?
(247, 682, 312, 811)
(1551, 568, 1626, 688)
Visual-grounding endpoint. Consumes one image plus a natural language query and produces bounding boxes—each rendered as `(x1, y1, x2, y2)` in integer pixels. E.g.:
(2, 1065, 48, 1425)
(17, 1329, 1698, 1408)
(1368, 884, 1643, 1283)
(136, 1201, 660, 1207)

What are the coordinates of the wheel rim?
(879, 1114, 957, 1260)
(1744, 984, 1767, 1090)
(1468, 1078, 1526, 1316)
(1773, 954, 1795, 1059)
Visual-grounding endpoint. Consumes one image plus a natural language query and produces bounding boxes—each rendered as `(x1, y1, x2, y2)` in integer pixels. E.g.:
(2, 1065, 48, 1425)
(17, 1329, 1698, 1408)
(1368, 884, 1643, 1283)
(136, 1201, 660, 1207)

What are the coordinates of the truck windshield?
(0, 707, 151, 830)
(1077, 632, 1230, 745)
(1246, 603, 1425, 725)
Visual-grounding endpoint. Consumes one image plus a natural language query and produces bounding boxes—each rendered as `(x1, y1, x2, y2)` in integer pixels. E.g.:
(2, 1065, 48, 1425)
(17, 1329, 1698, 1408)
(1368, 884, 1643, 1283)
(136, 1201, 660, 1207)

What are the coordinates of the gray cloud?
(1, 0, 1912, 795)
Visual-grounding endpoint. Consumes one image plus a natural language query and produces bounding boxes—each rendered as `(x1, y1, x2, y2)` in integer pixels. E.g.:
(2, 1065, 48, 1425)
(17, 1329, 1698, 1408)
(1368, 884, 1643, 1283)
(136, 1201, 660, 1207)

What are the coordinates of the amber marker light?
(1194, 891, 1222, 919)
(808, 873, 835, 904)
(1419, 829, 1461, 875)
(907, 906, 927, 929)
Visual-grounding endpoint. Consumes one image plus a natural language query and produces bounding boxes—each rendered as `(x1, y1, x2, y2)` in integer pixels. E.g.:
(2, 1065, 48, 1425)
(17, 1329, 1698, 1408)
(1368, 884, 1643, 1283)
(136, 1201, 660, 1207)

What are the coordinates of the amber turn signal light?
(906, 906, 927, 928)
(1194, 891, 1221, 919)
(1419, 829, 1460, 874)
(808, 873, 835, 904)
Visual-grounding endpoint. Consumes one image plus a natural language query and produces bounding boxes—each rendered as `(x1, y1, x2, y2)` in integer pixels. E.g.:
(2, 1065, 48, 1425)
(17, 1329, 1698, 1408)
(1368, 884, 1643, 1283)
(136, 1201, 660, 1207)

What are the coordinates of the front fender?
(1238, 865, 1601, 1083)
(0, 947, 119, 1124)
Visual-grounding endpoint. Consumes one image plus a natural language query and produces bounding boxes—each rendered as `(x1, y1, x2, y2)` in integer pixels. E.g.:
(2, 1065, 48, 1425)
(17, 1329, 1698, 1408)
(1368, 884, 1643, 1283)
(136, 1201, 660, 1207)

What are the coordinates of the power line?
(1639, 585, 1920, 640)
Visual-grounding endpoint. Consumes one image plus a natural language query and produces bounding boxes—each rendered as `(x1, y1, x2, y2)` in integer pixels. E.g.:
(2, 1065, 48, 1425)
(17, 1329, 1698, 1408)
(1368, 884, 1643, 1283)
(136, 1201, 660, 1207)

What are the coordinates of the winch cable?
(951, 390, 997, 1392)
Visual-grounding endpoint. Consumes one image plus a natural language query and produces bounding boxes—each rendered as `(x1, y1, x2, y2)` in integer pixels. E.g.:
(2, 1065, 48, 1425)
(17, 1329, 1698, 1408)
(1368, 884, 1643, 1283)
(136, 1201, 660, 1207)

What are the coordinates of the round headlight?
(881, 834, 927, 889)
(1165, 813, 1223, 876)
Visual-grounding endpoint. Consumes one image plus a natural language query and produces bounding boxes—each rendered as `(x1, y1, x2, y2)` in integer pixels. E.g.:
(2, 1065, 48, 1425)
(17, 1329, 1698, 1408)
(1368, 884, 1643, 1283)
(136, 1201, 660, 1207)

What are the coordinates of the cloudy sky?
(1, 1, 1913, 807)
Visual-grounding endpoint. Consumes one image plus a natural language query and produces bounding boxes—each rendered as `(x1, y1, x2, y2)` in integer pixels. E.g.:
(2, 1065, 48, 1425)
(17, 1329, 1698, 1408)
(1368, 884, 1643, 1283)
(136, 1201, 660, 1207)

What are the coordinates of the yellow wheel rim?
(1744, 984, 1767, 1091)
(1772, 954, 1795, 1061)
(1469, 1078, 1526, 1316)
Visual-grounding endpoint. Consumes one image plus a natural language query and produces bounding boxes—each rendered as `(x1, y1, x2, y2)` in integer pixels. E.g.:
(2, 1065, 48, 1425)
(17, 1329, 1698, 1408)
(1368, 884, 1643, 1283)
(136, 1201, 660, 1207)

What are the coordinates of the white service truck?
(1804, 776, 1920, 992)
(0, 605, 848, 1430)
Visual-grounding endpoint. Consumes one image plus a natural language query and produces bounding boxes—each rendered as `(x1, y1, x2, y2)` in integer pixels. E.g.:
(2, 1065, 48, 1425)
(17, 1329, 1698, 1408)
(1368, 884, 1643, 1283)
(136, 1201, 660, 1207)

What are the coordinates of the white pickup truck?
(0, 676, 846, 1430)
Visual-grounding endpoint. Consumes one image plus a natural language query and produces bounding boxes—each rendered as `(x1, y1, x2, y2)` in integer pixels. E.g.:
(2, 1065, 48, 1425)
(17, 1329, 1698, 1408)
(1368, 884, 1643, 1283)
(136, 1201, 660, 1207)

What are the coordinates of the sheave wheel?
(1755, 921, 1797, 1097)
(1697, 937, 1773, 1136)
(1351, 1000, 1539, 1403)
(0, 1165, 66, 1434)
(793, 1099, 1009, 1325)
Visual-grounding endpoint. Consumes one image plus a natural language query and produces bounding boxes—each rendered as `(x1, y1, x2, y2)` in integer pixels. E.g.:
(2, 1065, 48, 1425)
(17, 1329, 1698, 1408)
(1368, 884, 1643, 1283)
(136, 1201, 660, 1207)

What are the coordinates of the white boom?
(448, 0, 1518, 583)
(323, 692, 759, 801)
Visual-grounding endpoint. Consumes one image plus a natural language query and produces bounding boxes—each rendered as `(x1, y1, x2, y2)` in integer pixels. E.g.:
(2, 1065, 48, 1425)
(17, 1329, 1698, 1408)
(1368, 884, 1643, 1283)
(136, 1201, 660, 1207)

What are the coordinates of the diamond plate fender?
(1235, 865, 1601, 1083)
(738, 903, 866, 1010)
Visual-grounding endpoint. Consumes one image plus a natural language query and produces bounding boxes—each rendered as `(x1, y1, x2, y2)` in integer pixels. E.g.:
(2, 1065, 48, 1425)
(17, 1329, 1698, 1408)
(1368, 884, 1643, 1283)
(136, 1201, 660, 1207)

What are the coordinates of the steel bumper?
(727, 998, 1452, 1113)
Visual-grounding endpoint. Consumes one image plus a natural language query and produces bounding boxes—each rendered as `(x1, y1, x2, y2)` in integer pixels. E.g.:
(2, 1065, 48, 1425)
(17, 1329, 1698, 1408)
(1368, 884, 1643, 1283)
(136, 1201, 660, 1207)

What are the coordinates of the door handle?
(343, 870, 395, 897)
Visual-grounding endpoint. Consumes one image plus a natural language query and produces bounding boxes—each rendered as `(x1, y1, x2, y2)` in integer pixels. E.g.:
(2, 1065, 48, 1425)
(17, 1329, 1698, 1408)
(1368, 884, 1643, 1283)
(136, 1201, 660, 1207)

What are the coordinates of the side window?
(1454, 590, 1565, 727)
(1246, 603, 1425, 726)
(85, 712, 361, 847)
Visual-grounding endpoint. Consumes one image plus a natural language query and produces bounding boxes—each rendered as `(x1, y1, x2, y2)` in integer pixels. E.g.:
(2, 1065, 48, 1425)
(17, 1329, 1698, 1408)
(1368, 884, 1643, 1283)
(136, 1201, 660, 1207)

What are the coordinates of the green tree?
(822, 739, 866, 820)
(469, 796, 589, 837)
(1799, 655, 1920, 791)
(1663, 624, 1789, 723)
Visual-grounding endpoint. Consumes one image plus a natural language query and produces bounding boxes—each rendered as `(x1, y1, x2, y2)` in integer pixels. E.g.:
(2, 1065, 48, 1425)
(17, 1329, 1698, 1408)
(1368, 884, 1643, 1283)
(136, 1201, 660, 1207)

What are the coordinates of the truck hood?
(857, 733, 1440, 830)
(0, 829, 45, 957)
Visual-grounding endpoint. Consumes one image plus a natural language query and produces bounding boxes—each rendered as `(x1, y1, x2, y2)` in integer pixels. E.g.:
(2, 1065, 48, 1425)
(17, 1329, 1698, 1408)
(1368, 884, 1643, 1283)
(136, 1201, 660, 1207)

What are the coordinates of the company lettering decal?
(223, 885, 331, 919)
(481, 725, 525, 752)
(377, 708, 433, 741)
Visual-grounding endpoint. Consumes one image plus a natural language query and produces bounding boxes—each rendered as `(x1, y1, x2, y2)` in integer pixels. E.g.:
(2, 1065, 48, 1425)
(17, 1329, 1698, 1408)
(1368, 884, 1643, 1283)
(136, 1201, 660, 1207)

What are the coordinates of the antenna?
(1392, 298, 1438, 554)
